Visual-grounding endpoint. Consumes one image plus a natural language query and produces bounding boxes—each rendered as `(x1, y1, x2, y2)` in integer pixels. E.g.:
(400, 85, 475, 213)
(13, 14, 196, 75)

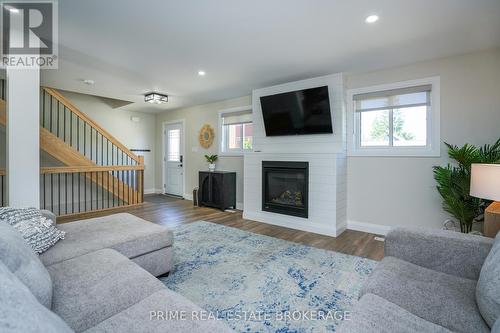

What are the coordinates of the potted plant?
(433, 138, 500, 233)
(205, 154, 218, 172)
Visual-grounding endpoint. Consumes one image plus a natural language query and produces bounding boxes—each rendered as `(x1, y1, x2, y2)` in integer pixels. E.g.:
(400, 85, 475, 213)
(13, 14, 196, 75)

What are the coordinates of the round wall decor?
(198, 124, 215, 149)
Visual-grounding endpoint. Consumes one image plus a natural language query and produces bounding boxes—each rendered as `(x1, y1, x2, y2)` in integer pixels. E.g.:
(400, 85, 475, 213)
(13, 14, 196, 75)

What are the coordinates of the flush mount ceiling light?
(365, 15, 379, 23)
(83, 79, 95, 85)
(144, 92, 168, 104)
(198, 70, 206, 76)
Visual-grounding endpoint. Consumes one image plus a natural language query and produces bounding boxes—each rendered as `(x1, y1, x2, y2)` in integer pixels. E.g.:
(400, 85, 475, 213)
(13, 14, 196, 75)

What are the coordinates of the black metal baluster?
(78, 172, 81, 213)
(65, 173, 68, 215)
(72, 173, 74, 214)
(90, 171, 93, 211)
(42, 91, 45, 128)
(50, 174, 54, 213)
(84, 172, 87, 211)
(49, 96, 53, 133)
(70, 110, 72, 147)
(95, 171, 97, 210)
(120, 171, 123, 206)
(126, 170, 129, 205)
(101, 135, 103, 166)
(90, 127, 93, 162)
(58, 174, 61, 216)
(63, 104, 66, 142)
(56, 101, 60, 138)
(101, 171, 104, 209)
(112, 171, 116, 207)
(84, 123, 86, 157)
(77, 117, 80, 152)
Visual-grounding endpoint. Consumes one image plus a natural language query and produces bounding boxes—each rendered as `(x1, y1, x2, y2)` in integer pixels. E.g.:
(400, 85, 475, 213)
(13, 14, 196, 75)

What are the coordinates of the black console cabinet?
(198, 171, 236, 211)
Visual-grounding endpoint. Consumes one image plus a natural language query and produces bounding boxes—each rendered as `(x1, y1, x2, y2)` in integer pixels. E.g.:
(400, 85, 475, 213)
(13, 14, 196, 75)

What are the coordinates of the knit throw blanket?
(0, 207, 65, 254)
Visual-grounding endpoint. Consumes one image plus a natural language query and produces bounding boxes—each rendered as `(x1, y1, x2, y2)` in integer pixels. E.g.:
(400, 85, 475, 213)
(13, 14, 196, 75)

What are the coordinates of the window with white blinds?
(219, 108, 253, 155)
(347, 78, 440, 156)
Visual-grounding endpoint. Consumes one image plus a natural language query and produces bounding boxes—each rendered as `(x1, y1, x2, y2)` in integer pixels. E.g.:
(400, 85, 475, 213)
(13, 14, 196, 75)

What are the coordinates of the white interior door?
(164, 123, 184, 196)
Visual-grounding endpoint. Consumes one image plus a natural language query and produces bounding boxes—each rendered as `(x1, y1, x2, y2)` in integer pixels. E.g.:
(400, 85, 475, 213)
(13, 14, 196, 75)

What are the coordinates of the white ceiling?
(41, 0, 500, 113)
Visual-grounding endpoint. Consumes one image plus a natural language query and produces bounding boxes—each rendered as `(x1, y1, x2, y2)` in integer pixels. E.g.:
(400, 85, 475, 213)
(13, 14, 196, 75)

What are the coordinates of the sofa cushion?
(476, 232, 500, 327)
(40, 213, 173, 266)
(82, 289, 234, 333)
(47, 248, 165, 332)
(0, 207, 65, 254)
(361, 256, 489, 333)
(0, 222, 53, 308)
(337, 293, 453, 333)
(0, 261, 73, 333)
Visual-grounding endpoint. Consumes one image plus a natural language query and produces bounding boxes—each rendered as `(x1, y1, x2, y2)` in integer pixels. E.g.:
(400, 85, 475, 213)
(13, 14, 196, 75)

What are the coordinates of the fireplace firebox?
(262, 161, 309, 218)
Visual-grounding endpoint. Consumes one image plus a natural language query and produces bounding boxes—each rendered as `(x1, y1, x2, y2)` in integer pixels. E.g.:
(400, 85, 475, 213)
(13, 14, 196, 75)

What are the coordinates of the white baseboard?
(236, 202, 244, 210)
(183, 193, 193, 201)
(144, 188, 159, 195)
(243, 211, 342, 237)
(347, 220, 391, 236)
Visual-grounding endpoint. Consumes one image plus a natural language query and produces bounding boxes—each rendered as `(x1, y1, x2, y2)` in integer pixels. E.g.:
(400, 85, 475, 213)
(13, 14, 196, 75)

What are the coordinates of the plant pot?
(208, 163, 216, 172)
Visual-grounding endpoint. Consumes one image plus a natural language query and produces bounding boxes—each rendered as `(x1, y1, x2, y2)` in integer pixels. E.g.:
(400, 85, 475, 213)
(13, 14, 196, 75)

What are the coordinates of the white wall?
(58, 91, 157, 192)
(155, 96, 251, 205)
(345, 48, 500, 232)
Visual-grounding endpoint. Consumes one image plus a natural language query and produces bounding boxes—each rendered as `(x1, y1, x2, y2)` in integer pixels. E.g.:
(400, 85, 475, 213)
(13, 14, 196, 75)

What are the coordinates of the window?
(167, 129, 180, 161)
(348, 77, 440, 157)
(220, 108, 253, 155)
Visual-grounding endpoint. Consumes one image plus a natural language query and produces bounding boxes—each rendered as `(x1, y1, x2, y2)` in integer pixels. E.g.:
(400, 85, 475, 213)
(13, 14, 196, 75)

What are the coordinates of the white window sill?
(219, 151, 252, 157)
(348, 146, 440, 157)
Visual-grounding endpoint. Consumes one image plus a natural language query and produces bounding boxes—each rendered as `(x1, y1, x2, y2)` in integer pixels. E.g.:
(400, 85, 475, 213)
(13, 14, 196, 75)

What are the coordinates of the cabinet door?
(210, 174, 223, 205)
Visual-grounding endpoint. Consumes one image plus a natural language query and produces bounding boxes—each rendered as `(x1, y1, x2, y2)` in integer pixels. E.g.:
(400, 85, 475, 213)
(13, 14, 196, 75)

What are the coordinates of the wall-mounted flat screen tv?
(260, 86, 333, 136)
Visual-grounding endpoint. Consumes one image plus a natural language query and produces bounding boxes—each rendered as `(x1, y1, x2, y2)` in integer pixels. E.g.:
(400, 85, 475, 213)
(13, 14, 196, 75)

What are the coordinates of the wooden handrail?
(41, 87, 141, 164)
(0, 167, 143, 175)
(41, 165, 144, 174)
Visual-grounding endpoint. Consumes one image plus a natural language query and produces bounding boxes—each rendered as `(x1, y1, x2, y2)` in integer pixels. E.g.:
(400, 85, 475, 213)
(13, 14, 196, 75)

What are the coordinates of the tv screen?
(260, 86, 333, 136)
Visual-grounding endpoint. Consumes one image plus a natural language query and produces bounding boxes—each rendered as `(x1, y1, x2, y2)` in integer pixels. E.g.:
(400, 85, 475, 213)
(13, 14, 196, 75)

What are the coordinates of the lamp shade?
(470, 164, 500, 201)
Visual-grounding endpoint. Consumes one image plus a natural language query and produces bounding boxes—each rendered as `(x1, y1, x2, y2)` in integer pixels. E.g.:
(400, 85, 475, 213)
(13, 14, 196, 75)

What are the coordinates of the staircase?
(0, 80, 145, 217)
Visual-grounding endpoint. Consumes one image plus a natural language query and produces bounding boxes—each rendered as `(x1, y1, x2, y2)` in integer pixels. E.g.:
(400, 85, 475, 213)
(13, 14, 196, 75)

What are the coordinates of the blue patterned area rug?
(160, 221, 377, 333)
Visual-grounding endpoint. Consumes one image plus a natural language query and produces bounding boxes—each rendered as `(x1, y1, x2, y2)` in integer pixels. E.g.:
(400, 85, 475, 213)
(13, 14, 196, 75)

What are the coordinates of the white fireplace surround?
(243, 73, 347, 237)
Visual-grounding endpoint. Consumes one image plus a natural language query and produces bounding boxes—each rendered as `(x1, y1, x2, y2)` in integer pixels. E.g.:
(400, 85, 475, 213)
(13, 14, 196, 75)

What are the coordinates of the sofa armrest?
(40, 210, 57, 224)
(385, 227, 494, 280)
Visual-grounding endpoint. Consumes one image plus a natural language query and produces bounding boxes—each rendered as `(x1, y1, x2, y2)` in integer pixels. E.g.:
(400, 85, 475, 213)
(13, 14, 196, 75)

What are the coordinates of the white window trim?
(347, 76, 440, 157)
(218, 105, 253, 156)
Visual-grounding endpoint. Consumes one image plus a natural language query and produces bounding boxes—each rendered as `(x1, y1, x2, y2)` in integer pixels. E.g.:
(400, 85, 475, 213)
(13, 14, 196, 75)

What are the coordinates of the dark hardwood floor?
(60, 194, 384, 260)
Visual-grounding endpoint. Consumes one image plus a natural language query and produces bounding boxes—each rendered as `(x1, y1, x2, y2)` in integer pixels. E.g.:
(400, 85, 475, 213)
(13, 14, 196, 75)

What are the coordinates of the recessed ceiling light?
(82, 79, 95, 85)
(198, 70, 206, 76)
(365, 15, 379, 23)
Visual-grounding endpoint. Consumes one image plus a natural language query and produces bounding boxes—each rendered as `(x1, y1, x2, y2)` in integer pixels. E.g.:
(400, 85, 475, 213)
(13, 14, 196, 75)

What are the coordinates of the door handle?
(179, 164, 183, 167)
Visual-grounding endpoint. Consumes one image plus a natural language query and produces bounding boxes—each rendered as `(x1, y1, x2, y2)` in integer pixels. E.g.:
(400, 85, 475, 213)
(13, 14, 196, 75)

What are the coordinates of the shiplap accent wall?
(243, 73, 347, 236)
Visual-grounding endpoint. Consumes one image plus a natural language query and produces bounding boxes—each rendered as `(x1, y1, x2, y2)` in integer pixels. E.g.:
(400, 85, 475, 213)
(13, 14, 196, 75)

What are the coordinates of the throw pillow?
(0, 207, 65, 254)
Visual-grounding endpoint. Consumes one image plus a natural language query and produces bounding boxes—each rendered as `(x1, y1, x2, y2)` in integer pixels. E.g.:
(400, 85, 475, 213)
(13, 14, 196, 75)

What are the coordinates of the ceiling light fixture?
(198, 70, 206, 76)
(83, 79, 95, 85)
(144, 92, 168, 104)
(365, 15, 379, 23)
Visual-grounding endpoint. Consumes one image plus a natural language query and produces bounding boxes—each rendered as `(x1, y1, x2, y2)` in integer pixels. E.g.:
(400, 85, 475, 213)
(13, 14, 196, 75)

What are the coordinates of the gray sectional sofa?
(338, 227, 500, 333)
(0, 212, 233, 333)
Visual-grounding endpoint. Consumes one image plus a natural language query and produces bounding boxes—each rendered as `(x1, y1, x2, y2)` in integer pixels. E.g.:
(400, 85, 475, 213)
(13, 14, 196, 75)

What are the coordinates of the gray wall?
(345, 48, 500, 230)
(155, 96, 251, 206)
(153, 48, 500, 231)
